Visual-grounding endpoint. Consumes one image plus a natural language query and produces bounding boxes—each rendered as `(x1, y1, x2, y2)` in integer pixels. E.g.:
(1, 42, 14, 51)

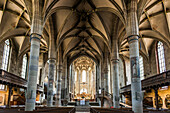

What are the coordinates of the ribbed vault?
(0, 0, 169, 62)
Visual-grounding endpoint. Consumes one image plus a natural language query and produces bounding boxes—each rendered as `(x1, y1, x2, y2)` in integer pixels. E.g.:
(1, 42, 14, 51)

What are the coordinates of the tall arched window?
(21, 54, 27, 79)
(2, 39, 10, 71)
(75, 71, 77, 81)
(139, 55, 144, 80)
(82, 70, 86, 82)
(157, 41, 166, 73)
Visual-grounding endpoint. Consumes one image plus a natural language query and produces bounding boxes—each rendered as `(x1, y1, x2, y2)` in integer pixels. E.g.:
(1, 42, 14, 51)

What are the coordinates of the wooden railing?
(0, 69, 43, 92)
(120, 70, 170, 93)
(0, 69, 27, 88)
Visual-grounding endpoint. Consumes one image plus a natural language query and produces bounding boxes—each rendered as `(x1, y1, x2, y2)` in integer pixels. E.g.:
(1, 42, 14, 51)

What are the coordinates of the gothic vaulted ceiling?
(0, 0, 169, 63)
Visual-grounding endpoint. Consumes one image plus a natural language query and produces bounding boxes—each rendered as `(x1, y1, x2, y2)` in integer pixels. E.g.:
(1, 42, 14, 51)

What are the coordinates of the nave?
(0, 0, 170, 113)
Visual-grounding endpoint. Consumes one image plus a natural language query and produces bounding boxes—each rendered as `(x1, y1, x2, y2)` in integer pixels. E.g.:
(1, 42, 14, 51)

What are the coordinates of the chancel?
(0, 0, 169, 113)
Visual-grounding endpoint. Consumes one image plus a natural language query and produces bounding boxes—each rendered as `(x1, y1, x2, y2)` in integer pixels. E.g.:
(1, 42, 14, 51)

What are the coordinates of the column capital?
(48, 58, 56, 63)
(30, 33, 42, 41)
(127, 35, 140, 43)
(111, 58, 119, 63)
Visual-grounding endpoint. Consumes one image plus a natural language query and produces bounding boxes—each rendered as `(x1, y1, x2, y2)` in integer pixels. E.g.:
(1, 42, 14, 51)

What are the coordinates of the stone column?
(104, 52, 109, 93)
(71, 65, 75, 98)
(56, 64, 62, 106)
(111, 40, 120, 108)
(69, 65, 73, 100)
(126, 0, 143, 113)
(47, 20, 56, 106)
(101, 63, 104, 90)
(66, 64, 70, 100)
(76, 69, 79, 94)
(89, 70, 91, 94)
(79, 69, 81, 95)
(96, 65, 100, 95)
(47, 59, 56, 107)
(25, 34, 41, 111)
(61, 65, 65, 100)
(110, 62, 113, 94)
(55, 50, 63, 106)
(87, 70, 89, 93)
(69, 65, 72, 96)
(25, 0, 42, 110)
(99, 62, 102, 89)
(92, 69, 96, 98)
(96, 65, 101, 104)
(64, 59, 68, 99)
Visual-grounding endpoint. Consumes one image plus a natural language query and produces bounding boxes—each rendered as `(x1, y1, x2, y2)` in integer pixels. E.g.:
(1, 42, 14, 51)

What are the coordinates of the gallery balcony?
(120, 70, 170, 94)
(0, 69, 43, 92)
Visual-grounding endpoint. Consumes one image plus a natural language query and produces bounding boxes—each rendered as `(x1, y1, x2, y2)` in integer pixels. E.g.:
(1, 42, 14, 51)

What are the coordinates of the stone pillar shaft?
(25, 36, 40, 111)
(104, 70, 109, 93)
(129, 36, 143, 113)
(96, 66, 100, 94)
(25, 0, 42, 110)
(101, 63, 104, 90)
(87, 70, 89, 93)
(99, 62, 102, 89)
(64, 60, 68, 98)
(111, 40, 120, 108)
(110, 63, 113, 94)
(126, 0, 143, 113)
(79, 70, 81, 94)
(104, 53, 109, 93)
(47, 59, 56, 107)
(112, 59, 119, 108)
(56, 64, 62, 106)
(71, 65, 74, 95)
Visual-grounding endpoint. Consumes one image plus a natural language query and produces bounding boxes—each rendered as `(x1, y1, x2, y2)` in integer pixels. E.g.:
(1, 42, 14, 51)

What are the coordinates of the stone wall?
(143, 57, 151, 77)
(164, 44, 170, 71)
(9, 45, 18, 75)
(150, 43, 158, 76)
(0, 40, 23, 76)
(144, 42, 170, 78)
(0, 42, 4, 68)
